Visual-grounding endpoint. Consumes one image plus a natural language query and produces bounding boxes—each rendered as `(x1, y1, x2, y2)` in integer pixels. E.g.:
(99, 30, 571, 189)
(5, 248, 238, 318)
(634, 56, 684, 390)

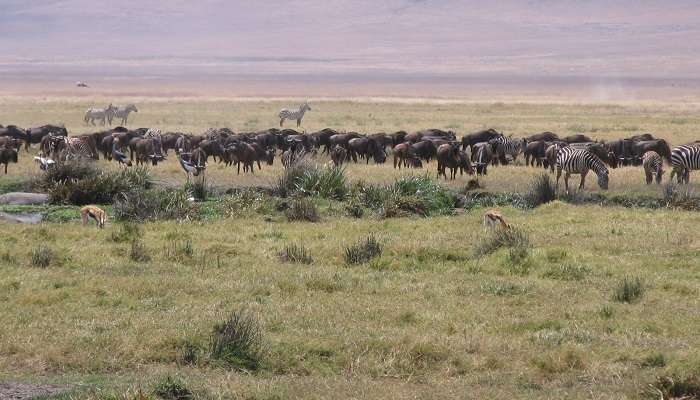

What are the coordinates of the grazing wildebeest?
(308, 128, 339, 153)
(198, 140, 225, 163)
(436, 143, 472, 180)
(405, 129, 455, 144)
(228, 141, 258, 174)
(0, 125, 28, 146)
(25, 125, 67, 152)
(388, 131, 408, 147)
(160, 133, 182, 155)
(84, 104, 116, 126)
(627, 133, 656, 142)
(133, 138, 164, 165)
(411, 140, 437, 162)
(471, 142, 493, 175)
(328, 133, 362, 151)
(392, 142, 420, 169)
(524, 140, 549, 167)
(631, 140, 672, 165)
(331, 145, 348, 166)
(278, 102, 311, 127)
(562, 134, 594, 143)
(113, 104, 138, 125)
(0, 147, 18, 173)
(525, 131, 559, 143)
(603, 139, 635, 166)
(0, 137, 21, 152)
(461, 128, 502, 152)
(249, 143, 275, 169)
(348, 137, 386, 164)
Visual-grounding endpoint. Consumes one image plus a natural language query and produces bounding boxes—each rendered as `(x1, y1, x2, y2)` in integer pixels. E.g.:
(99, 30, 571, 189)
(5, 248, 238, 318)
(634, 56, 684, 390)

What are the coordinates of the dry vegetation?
(1, 97, 700, 399)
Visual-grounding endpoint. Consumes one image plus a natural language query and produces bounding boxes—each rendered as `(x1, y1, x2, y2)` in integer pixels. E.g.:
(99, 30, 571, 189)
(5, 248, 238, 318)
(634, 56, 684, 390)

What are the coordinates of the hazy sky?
(2, 0, 699, 79)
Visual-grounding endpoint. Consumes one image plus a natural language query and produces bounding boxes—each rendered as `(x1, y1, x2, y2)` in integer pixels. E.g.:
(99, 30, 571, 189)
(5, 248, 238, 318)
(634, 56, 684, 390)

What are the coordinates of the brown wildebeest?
(133, 138, 164, 165)
(411, 140, 437, 162)
(25, 125, 67, 152)
(471, 142, 493, 175)
(631, 140, 672, 164)
(562, 134, 594, 143)
(198, 139, 225, 163)
(0, 125, 28, 148)
(393, 142, 419, 169)
(331, 145, 347, 166)
(0, 137, 21, 152)
(461, 128, 502, 152)
(0, 147, 18, 173)
(525, 131, 559, 143)
(228, 141, 257, 174)
(328, 133, 362, 151)
(437, 143, 471, 180)
(348, 137, 386, 164)
(524, 140, 549, 167)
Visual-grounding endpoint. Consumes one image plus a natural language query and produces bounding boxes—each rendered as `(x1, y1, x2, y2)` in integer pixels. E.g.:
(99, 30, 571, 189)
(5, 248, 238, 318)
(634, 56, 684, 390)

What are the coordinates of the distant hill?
(2, 0, 700, 80)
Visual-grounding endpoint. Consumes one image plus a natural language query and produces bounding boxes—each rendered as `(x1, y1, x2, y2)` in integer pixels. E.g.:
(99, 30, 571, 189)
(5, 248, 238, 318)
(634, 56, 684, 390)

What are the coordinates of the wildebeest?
(392, 142, 421, 169)
(471, 142, 493, 175)
(525, 131, 559, 143)
(0, 137, 21, 152)
(524, 140, 549, 167)
(25, 125, 67, 152)
(0, 147, 18, 173)
(388, 131, 408, 147)
(331, 145, 347, 166)
(631, 140, 672, 164)
(228, 141, 258, 174)
(309, 128, 339, 153)
(328, 133, 362, 151)
(436, 143, 472, 180)
(461, 128, 502, 152)
(562, 134, 594, 143)
(0, 125, 28, 146)
(411, 140, 437, 162)
(198, 140, 225, 163)
(405, 129, 455, 144)
(133, 138, 164, 165)
(348, 137, 386, 164)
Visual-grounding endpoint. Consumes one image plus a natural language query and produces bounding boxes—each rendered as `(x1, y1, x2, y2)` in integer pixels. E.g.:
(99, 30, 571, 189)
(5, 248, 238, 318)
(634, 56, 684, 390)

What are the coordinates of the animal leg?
(579, 171, 587, 189)
(279, 118, 284, 127)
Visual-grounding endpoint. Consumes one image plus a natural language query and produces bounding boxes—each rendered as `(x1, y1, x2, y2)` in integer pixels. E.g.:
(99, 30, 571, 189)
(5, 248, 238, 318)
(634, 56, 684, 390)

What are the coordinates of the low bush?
(296, 165, 347, 200)
(345, 197, 364, 218)
(110, 222, 142, 243)
(130, 240, 151, 262)
(613, 276, 644, 303)
(278, 243, 313, 264)
(663, 183, 700, 211)
(285, 196, 319, 222)
(30, 245, 52, 268)
(648, 375, 700, 399)
(113, 189, 196, 222)
(274, 159, 312, 198)
(210, 309, 264, 371)
(185, 177, 210, 202)
(152, 375, 193, 400)
(222, 189, 274, 217)
(525, 173, 556, 207)
(542, 263, 590, 281)
(473, 226, 530, 257)
(344, 235, 382, 265)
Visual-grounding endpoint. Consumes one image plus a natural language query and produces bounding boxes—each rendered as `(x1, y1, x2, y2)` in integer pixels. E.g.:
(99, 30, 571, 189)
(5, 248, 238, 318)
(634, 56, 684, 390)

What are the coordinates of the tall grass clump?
(613, 276, 644, 303)
(296, 165, 347, 200)
(274, 159, 311, 198)
(473, 226, 530, 257)
(648, 375, 700, 399)
(285, 196, 319, 222)
(222, 189, 274, 216)
(662, 183, 700, 210)
(110, 222, 142, 243)
(113, 189, 196, 222)
(210, 309, 263, 371)
(185, 176, 210, 202)
(30, 244, 53, 268)
(152, 375, 193, 400)
(525, 173, 556, 207)
(345, 234, 382, 265)
(278, 243, 313, 264)
(130, 239, 151, 262)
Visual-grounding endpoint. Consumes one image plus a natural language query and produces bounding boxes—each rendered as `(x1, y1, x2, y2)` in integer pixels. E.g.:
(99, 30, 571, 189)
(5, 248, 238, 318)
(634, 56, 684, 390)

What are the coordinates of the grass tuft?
(344, 235, 382, 265)
(210, 309, 263, 371)
(542, 263, 590, 281)
(30, 245, 53, 268)
(110, 222, 142, 243)
(613, 276, 644, 303)
(278, 243, 313, 264)
(525, 173, 556, 207)
(130, 240, 151, 262)
(152, 375, 193, 400)
(648, 375, 700, 399)
(473, 226, 530, 257)
(285, 196, 319, 222)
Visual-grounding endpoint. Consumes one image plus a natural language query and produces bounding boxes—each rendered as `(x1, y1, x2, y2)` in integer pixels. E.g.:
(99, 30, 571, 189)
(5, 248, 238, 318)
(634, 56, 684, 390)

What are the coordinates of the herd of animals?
(1, 104, 700, 190)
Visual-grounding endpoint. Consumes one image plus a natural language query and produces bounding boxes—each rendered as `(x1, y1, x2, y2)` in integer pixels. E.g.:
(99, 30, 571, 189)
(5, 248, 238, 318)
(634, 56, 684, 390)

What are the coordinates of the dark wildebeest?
(0, 125, 28, 147)
(347, 137, 386, 164)
(331, 145, 347, 166)
(25, 125, 67, 152)
(405, 129, 455, 144)
(628, 133, 655, 142)
(525, 131, 559, 143)
(228, 141, 258, 174)
(249, 143, 275, 169)
(0, 137, 21, 152)
(369, 133, 393, 153)
(524, 140, 550, 168)
(308, 128, 339, 153)
(563, 134, 594, 143)
(436, 143, 472, 180)
(631, 140, 672, 165)
(329, 133, 362, 151)
(604, 139, 635, 166)
(461, 128, 502, 152)
(161, 133, 182, 155)
(0, 147, 18, 173)
(198, 139, 225, 163)
(133, 138, 164, 166)
(471, 142, 493, 175)
(393, 142, 421, 169)
(388, 131, 408, 147)
(411, 140, 437, 162)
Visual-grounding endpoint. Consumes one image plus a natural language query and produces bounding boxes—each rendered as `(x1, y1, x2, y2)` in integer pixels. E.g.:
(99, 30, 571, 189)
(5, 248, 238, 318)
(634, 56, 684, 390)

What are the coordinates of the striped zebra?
(84, 104, 116, 126)
(281, 146, 308, 169)
(670, 145, 700, 184)
(58, 136, 98, 160)
(642, 151, 664, 184)
(113, 104, 138, 125)
(489, 136, 526, 164)
(555, 147, 609, 190)
(278, 102, 311, 127)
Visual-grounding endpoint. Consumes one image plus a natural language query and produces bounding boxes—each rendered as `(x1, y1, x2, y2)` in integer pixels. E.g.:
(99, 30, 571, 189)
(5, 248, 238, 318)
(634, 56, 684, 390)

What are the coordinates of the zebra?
(113, 104, 138, 125)
(670, 145, 700, 184)
(489, 136, 526, 164)
(642, 151, 664, 184)
(57, 136, 98, 160)
(84, 104, 116, 126)
(278, 102, 311, 127)
(555, 147, 609, 191)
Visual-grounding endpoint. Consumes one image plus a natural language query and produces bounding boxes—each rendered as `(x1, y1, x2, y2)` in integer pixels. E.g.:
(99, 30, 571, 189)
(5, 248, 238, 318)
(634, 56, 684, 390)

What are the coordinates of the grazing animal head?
(301, 102, 311, 112)
(127, 104, 138, 113)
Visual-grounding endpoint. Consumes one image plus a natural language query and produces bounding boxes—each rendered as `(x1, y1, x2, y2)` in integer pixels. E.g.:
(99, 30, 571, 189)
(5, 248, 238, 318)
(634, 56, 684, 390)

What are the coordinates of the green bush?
(473, 226, 530, 257)
(613, 276, 644, 303)
(345, 235, 382, 265)
(152, 375, 193, 400)
(285, 197, 319, 222)
(526, 173, 556, 207)
(110, 222, 142, 243)
(113, 189, 196, 222)
(210, 309, 263, 371)
(222, 189, 274, 217)
(31, 245, 52, 268)
(296, 165, 347, 200)
(542, 263, 590, 281)
(278, 243, 313, 264)
(130, 240, 151, 262)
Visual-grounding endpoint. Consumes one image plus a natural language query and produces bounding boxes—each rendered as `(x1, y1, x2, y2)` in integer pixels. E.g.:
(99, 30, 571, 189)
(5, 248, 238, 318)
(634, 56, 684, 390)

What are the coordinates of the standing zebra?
(555, 147, 609, 191)
(84, 104, 116, 126)
(278, 102, 311, 127)
(670, 144, 700, 184)
(56, 136, 99, 160)
(489, 136, 526, 164)
(642, 151, 664, 184)
(113, 104, 138, 125)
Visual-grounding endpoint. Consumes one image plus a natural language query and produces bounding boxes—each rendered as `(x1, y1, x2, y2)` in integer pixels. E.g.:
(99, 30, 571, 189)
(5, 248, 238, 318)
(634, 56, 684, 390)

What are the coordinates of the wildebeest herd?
(1, 121, 699, 190)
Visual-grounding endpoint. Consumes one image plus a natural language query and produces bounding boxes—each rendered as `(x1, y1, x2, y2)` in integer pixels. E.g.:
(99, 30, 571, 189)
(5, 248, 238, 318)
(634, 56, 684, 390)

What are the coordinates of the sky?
(1, 0, 699, 80)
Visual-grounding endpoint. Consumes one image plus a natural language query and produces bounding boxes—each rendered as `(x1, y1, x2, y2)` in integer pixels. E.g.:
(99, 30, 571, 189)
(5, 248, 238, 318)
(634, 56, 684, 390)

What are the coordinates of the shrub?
(130, 240, 151, 262)
(390, 175, 455, 215)
(525, 173, 556, 207)
(178, 340, 202, 366)
(480, 280, 524, 296)
(663, 183, 700, 210)
(31, 245, 52, 268)
(598, 305, 614, 319)
(613, 276, 644, 303)
(185, 177, 210, 202)
(542, 263, 590, 281)
(640, 353, 666, 368)
(164, 240, 194, 262)
(285, 196, 319, 222)
(344, 235, 382, 265)
(473, 226, 530, 257)
(222, 189, 274, 217)
(296, 165, 347, 200)
(113, 189, 196, 222)
(152, 375, 193, 400)
(110, 222, 142, 243)
(278, 243, 313, 264)
(274, 159, 314, 198)
(210, 309, 263, 371)
(345, 197, 364, 218)
(648, 375, 700, 399)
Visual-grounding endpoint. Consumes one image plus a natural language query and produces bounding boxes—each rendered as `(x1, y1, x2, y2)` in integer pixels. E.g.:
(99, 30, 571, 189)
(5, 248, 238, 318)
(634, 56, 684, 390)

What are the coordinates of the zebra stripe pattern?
(490, 136, 525, 162)
(278, 102, 311, 127)
(555, 147, 609, 190)
(642, 151, 663, 184)
(670, 144, 700, 184)
(62, 137, 96, 160)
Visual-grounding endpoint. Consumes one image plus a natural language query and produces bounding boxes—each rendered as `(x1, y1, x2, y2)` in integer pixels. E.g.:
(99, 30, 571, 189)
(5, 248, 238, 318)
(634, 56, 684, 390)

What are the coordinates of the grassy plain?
(1, 97, 700, 399)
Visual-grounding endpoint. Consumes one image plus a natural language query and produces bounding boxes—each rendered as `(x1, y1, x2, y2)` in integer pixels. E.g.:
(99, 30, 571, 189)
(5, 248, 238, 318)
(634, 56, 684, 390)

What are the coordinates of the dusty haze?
(2, 0, 700, 100)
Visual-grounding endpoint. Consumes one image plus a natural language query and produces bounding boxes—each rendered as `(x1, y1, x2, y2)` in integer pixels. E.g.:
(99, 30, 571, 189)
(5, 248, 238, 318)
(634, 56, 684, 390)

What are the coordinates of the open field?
(2, 97, 700, 399)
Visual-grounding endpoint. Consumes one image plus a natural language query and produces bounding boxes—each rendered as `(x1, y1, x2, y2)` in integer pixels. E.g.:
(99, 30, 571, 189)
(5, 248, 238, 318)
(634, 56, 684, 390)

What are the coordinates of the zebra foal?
(555, 147, 609, 191)
(642, 151, 664, 184)
(278, 102, 311, 127)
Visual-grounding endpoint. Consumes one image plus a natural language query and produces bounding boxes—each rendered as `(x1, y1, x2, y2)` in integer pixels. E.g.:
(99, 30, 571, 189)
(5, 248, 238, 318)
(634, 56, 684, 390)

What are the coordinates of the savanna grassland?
(1, 96, 700, 399)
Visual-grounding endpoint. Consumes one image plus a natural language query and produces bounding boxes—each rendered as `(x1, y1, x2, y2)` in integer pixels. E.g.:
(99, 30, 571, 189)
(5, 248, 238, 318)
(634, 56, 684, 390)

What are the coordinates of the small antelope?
(483, 210, 508, 229)
(81, 205, 107, 228)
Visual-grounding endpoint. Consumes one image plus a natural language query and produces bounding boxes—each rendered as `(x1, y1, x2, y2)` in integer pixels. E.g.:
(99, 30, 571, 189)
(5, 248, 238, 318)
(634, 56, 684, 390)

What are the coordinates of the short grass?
(1, 98, 700, 399)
